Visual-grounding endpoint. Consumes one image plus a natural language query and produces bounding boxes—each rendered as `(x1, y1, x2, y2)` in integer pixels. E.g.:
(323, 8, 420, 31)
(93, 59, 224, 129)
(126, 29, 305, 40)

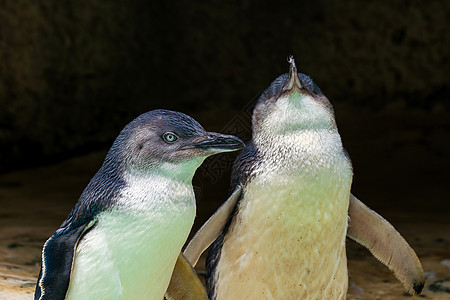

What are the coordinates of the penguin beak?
(282, 56, 303, 93)
(190, 132, 245, 153)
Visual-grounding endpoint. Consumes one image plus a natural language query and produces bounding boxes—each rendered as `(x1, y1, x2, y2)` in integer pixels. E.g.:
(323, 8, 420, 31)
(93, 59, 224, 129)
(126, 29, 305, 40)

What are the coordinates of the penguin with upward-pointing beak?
(34, 109, 245, 300)
(184, 58, 425, 299)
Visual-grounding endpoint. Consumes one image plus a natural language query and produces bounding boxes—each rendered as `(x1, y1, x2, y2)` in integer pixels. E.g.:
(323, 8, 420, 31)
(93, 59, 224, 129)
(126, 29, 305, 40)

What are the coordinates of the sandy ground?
(0, 105, 449, 299)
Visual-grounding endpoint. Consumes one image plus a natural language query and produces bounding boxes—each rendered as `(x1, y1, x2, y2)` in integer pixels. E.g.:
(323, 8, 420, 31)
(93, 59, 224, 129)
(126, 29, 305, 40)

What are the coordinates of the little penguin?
(183, 58, 425, 299)
(34, 109, 245, 300)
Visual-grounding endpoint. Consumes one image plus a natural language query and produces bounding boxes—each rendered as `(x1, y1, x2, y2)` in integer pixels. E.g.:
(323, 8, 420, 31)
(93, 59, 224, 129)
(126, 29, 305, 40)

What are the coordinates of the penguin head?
(252, 57, 336, 141)
(106, 109, 245, 181)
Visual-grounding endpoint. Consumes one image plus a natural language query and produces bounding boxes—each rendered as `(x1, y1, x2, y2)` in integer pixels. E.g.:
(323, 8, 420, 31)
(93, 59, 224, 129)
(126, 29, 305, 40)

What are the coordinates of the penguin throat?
(126, 157, 205, 184)
(119, 169, 197, 213)
(157, 158, 205, 183)
(254, 93, 336, 140)
(252, 126, 350, 182)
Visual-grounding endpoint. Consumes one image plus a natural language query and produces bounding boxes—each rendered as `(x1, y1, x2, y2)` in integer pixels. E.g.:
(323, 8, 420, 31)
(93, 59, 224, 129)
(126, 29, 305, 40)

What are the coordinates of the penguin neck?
(116, 162, 200, 213)
(155, 158, 205, 184)
(255, 126, 341, 159)
(126, 157, 206, 185)
(251, 127, 351, 186)
(254, 92, 337, 135)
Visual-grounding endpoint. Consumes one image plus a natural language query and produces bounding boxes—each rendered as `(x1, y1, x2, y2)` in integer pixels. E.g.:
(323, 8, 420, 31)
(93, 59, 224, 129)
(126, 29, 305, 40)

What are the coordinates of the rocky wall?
(0, 0, 448, 171)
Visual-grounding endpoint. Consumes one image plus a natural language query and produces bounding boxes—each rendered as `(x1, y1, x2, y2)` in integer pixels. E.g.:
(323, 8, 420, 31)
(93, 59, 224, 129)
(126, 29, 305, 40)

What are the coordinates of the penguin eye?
(162, 132, 179, 144)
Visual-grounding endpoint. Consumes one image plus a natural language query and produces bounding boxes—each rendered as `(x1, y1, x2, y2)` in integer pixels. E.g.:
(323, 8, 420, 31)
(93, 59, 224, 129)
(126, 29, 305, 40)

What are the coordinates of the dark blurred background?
(0, 1, 449, 297)
(1, 0, 448, 172)
(0, 0, 448, 212)
(1, 0, 449, 225)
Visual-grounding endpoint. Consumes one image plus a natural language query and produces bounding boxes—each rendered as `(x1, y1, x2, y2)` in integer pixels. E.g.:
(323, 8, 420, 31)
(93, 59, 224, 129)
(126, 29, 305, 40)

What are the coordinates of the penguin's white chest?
(66, 177, 196, 300)
(215, 132, 353, 299)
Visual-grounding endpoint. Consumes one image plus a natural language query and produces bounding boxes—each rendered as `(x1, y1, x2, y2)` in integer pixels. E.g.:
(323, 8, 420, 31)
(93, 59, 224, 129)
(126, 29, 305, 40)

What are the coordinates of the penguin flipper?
(165, 253, 207, 300)
(34, 220, 96, 300)
(347, 194, 425, 295)
(184, 186, 242, 266)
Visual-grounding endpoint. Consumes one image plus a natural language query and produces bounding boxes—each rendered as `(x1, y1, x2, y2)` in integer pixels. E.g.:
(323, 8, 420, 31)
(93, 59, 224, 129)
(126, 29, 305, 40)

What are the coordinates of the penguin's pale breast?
(66, 176, 196, 300)
(215, 132, 353, 299)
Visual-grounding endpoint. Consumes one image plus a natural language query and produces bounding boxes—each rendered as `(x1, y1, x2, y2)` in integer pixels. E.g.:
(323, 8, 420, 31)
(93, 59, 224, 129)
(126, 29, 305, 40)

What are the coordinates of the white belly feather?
(215, 130, 353, 299)
(66, 175, 196, 300)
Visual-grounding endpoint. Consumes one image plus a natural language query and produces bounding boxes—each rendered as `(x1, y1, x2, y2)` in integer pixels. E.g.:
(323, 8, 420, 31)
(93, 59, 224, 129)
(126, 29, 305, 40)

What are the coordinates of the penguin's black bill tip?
(191, 133, 245, 153)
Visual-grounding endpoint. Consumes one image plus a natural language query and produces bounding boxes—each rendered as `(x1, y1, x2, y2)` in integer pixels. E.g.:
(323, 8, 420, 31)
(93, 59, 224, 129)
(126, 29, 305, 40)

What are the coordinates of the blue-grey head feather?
(258, 73, 323, 104)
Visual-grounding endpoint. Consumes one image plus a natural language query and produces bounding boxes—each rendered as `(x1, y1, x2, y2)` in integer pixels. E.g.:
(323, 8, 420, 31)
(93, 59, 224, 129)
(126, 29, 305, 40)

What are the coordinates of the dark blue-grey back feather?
(34, 145, 126, 299)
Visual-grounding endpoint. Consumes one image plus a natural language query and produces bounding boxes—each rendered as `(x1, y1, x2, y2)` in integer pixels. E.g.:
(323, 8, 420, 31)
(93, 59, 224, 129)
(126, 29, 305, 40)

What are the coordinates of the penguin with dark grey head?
(184, 58, 425, 299)
(34, 109, 245, 300)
